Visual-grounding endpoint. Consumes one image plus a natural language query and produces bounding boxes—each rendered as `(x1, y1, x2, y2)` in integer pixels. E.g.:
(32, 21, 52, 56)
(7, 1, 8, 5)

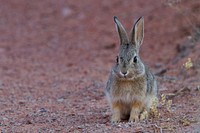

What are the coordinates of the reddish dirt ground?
(0, 0, 200, 132)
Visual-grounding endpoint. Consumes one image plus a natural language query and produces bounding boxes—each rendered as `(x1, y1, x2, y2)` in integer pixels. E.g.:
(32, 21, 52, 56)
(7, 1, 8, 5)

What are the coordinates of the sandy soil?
(0, 0, 200, 132)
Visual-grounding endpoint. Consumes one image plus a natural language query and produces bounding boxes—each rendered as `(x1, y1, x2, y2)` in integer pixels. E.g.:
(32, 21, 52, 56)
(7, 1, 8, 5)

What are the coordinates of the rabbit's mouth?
(117, 72, 133, 79)
(114, 70, 143, 80)
(113, 69, 138, 79)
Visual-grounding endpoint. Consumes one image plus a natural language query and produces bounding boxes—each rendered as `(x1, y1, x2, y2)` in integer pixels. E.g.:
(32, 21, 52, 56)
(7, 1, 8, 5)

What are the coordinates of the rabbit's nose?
(121, 71, 128, 76)
(122, 72, 127, 75)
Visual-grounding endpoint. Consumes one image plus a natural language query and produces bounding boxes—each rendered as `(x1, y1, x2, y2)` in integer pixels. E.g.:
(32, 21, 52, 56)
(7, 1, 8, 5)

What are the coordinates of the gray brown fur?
(105, 16, 157, 123)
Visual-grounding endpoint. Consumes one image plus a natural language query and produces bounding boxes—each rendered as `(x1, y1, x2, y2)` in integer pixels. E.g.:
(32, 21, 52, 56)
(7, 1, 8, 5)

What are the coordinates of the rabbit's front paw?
(111, 114, 121, 123)
(129, 114, 139, 123)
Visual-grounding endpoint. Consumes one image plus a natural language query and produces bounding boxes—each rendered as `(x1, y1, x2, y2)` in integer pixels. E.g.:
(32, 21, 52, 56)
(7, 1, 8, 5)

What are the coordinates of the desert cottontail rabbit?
(105, 16, 158, 123)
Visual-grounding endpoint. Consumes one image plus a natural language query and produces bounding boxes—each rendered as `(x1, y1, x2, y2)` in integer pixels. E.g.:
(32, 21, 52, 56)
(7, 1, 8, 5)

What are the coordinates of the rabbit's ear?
(114, 16, 129, 45)
(130, 17, 144, 48)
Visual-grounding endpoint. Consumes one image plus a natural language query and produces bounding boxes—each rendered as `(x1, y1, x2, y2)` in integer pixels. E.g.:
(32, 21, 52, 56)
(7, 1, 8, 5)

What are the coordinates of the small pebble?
(38, 108, 47, 113)
(57, 98, 64, 102)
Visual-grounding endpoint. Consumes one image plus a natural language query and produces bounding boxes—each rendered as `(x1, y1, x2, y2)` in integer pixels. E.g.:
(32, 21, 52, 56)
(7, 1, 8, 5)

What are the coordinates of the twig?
(166, 87, 190, 99)
(155, 68, 167, 76)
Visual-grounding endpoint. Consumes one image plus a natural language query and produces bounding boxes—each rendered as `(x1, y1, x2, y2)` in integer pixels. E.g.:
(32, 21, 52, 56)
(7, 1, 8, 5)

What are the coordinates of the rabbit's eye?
(116, 56, 119, 63)
(133, 56, 137, 63)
